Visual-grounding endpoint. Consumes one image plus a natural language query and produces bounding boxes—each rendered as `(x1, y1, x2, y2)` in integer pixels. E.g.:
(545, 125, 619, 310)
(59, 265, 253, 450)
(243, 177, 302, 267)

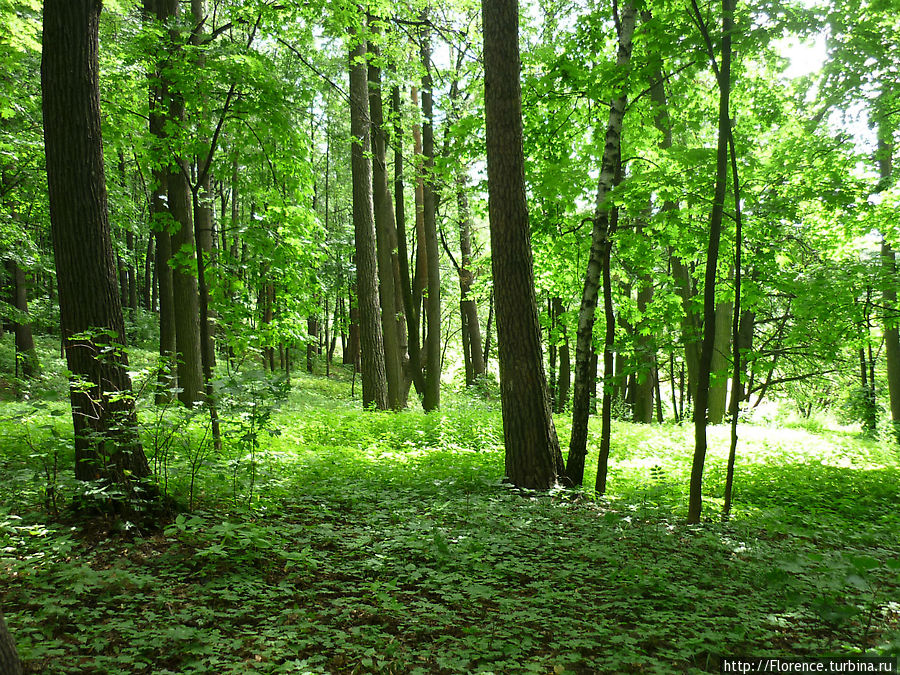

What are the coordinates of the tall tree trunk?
(349, 30, 388, 409)
(877, 105, 900, 440)
(368, 30, 403, 409)
(567, 2, 636, 486)
(457, 176, 486, 384)
(420, 17, 442, 412)
(161, 0, 202, 406)
(144, 0, 177, 402)
(393, 85, 426, 397)
(42, 0, 150, 483)
(483, 0, 565, 489)
(688, 0, 735, 523)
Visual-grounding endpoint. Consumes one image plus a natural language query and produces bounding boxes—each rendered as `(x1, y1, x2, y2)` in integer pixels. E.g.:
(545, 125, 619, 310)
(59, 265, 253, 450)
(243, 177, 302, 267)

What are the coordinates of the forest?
(1, 0, 899, 672)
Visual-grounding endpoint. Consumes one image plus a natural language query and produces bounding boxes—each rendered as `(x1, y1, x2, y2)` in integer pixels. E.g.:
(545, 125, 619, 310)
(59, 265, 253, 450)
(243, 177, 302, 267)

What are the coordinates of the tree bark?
(5, 260, 39, 378)
(688, 0, 735, 523)
(420, 18, 442, 412)
(392, 85, 426, 397)
(349, 30, 388, 409)
(0, 609, 22, 675)
(483, 0, 565, 489)
(567, 2, 636, 486)
(144, 0, 177, 403)
(42, 0, 150, 483)
(877, 108, 900, 440)
(368, 31, 403, 409)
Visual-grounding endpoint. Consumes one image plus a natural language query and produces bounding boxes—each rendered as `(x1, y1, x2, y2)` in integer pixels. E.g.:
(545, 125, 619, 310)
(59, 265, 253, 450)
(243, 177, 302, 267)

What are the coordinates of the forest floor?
(1, 355, 899, 674)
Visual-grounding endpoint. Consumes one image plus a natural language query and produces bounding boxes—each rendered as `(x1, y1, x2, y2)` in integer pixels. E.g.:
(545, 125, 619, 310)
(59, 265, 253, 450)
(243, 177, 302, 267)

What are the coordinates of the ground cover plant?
(1, 361, 899, 674)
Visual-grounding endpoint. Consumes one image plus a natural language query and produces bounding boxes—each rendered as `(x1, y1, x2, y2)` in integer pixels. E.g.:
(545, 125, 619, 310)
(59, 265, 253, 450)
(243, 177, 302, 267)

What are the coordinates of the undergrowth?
(1, 365, 899, 673)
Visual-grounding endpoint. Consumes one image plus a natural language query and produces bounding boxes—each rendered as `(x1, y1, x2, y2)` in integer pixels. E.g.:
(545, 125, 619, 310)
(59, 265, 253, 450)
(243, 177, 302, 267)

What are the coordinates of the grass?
(1, 353, 899, 674)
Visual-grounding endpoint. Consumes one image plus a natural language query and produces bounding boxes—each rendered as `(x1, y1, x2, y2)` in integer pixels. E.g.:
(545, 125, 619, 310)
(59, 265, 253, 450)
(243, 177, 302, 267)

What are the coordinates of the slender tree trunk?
(688, 0, 735, 523)
(483, 0, 565, 489)
(368, 31, 403, 409)
(42, 0, 150, 483)
(160, 0, 202, 406)
(632, 241, 654, 423)
(144, 0, 177, 402)
(349, 29, 388, 409)
(420, 17, 442, 412)
(708, 298, 732, 424)
(457, 176, 486, 383)
(6, 260, 39, 378)
(567, 2, 636, 486)
(723, 131, 744, 518)
(555, 297, 571, 413)
(393, 86, 425, 398)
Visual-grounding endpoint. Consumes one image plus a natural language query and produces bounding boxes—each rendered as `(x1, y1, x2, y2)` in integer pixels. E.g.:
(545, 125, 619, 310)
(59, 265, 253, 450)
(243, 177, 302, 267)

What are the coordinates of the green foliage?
(2, 373, 900, 673)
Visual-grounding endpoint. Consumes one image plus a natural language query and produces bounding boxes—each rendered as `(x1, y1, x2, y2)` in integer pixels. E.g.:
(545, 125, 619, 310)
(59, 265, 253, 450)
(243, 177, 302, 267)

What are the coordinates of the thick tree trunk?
(420, 20, 442, 412)
(483, 0, 565, 489)
(567, 3, 636, 486)
(42, 0, 150, 483)
(349, 31, 388, 409)
(688, 0, 735, 523)
(0, 609, 22, 675)
(368, 33, 403, 409)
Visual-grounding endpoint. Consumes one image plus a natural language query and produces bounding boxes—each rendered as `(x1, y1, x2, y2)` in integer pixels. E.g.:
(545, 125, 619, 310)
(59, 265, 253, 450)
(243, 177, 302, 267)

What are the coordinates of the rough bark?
(42, 0, 150, 483)
(368, 33, 403, 409)
(144, 0, 177, 402)
(483, 0, 565, 489)
(419, 19, 442, 412)
(566, 3, 636, 486)
(161, 0, 202, 406)
(392, 85, 426, 397)
(349, 31, 388, 409)
(0, 609, 22, 675)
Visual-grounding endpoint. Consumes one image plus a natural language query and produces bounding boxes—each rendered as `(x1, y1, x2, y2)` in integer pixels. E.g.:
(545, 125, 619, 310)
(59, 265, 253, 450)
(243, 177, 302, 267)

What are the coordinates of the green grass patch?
(1, 369, 899, 673)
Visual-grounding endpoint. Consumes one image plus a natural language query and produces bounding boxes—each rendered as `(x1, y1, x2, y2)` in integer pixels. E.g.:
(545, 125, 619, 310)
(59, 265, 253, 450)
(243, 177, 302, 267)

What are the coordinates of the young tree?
(42, 0, 150, 483)
(483, 0, 565, 489)
(687, 0, 736, 523)
(567, 2, 636, 487)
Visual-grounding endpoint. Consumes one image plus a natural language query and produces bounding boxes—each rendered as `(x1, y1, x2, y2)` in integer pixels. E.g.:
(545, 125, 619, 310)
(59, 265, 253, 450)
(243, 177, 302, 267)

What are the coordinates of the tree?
(419, 15, 442, 412)
(348, 22, 388, 410)
(687, 0, 736, 524)
(0, 609, 22, 675)
(483, 0, 565, 489)
(566, 1, 636, 488)
(42, 0, 150, 483)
